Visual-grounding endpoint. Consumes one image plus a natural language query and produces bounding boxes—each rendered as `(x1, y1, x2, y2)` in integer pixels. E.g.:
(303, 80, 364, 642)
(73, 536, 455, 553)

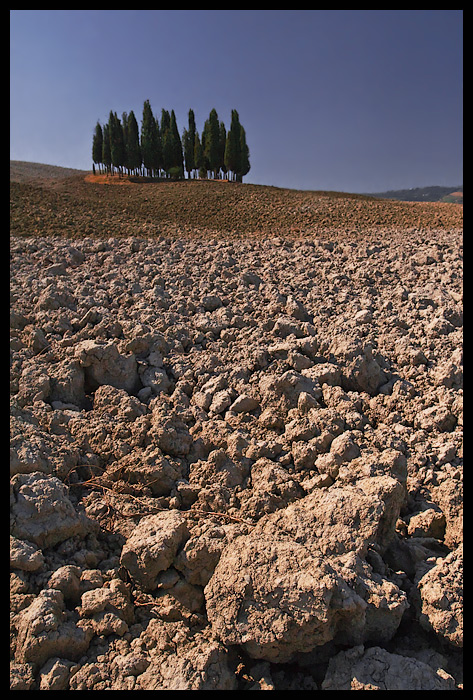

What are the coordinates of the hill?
(368, 185, 463, 203)
(10, 160, 87, 184)
(10, 162, 463, 690)
(10, 161, 463, 240)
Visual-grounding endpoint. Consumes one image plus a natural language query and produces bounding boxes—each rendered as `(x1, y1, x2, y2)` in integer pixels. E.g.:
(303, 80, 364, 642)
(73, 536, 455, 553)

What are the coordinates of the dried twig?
(77, 474, 254, 526)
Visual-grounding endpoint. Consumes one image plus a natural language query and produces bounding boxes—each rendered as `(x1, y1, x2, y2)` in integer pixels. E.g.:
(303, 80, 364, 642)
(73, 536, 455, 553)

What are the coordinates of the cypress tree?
(121, 112, 129, 172)
(160, 108, 171, 136)
(169, 110, 184, 178)
(183, 128, 190, 177)
(141, 100, 157, 177)
(154, 118, 163, 177)
(162, 126, 173, 176)
(102, 122, 111, 174)
(238, 124, 250, 182)
(194, 131, 204, 178)
(161, 109, 183, 178)
(219, 121, 227, 179)
(204, 108, 221, 179)
(161, 109, 172, 176)
(224, 109, 241, 181)
(109, 111, 125, 175)
(183, 109, 196, 178)
(92, 122, 103, 173)
(200, 124, 209, 177)
(126, 110, 142, 175)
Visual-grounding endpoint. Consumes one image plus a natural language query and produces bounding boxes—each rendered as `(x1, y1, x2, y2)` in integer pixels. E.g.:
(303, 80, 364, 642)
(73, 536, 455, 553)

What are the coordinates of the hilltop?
(10, 161, 462, 240)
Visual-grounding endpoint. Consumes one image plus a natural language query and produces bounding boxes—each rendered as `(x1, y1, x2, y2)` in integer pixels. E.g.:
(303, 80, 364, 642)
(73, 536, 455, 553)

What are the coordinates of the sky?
(10, 9, 463, 193)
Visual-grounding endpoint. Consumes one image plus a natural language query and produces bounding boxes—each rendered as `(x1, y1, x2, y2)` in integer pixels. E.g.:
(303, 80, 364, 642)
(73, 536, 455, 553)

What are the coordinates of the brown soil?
(10, 162, 463, 241)
(10, 162, 463, 690)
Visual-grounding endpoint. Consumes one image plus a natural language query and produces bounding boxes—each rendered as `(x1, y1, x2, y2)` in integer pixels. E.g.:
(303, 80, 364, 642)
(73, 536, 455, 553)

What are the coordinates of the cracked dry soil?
(10, 165, 462, 690)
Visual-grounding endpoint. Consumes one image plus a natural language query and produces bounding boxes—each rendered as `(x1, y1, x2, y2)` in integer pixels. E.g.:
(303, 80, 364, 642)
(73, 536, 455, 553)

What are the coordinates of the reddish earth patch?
(84, 173, 136, 185)
(85, 173, 231, 185)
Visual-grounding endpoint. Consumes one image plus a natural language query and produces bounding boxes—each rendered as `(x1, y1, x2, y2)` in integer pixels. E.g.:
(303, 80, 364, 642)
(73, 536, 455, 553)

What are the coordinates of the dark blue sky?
(10, 10, 463, 192)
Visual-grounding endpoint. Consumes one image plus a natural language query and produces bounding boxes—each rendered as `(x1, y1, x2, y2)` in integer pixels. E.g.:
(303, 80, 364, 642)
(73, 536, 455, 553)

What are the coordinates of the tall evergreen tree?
(182, 128, 190, 177)
(141, 100, 158, 177)
(200, 124, 209, 177)
(238, 124, 250, 181)
(204, 108, 221, 179)
(126, 110, 142, 175)
(161, 109, 183, 177)
(92, 122, 103, 173)
(194, 131, 204, 178)
(224, 109, 242, 181)
(183, 109, 196, 178)
(102, 122, 111, 174)
(162, 127, 173, 176)
(169, 110, 184, 177)
(160, 109, 172, 176)
(154, 118, 164, 177)
(109, 111, 125, 175)
(219, 121, 227, 179)
(121, 111, 129, 171)
(160, 109, 170, 137)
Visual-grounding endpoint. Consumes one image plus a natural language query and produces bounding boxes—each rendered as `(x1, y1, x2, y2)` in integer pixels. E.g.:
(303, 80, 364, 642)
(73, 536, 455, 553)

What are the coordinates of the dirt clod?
(10, 164, 462, 689)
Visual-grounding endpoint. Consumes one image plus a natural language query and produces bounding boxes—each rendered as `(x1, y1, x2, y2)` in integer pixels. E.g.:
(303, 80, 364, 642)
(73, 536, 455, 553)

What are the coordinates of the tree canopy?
(92, 102, 250, 181)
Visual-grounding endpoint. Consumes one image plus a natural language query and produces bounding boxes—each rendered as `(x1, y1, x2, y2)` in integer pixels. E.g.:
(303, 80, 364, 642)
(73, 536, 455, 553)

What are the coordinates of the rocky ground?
(10, 165, 463, 690)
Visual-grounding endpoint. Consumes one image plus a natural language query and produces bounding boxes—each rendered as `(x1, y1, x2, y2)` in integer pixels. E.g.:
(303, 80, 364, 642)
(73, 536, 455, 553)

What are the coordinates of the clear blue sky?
(10, 10, 463, 193)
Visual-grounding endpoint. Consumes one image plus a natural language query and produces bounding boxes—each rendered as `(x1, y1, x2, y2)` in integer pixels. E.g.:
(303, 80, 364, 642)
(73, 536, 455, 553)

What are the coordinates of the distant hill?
(368, 185, 463, 203)
(10, 160, 87, 184)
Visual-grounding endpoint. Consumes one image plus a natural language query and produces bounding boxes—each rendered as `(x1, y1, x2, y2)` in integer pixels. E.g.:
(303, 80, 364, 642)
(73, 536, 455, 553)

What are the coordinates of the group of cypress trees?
(92, 101, 250, 182)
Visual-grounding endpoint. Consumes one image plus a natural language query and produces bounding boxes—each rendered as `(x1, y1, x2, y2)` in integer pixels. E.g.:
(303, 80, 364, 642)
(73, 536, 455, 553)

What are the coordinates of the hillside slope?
(10, 160, 87, 184)
(10, 162, 463, 240)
